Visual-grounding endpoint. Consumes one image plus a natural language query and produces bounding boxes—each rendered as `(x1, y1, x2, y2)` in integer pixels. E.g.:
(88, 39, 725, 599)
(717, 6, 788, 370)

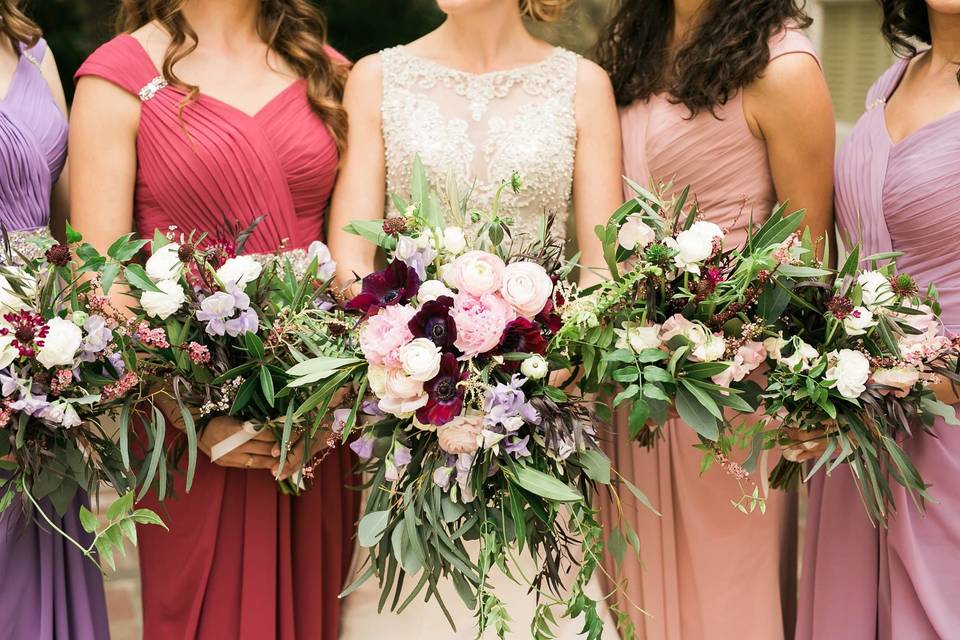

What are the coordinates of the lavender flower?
(504, 435, 531, 458)
(225, 308, 259, 337)
(432, 466, 453, 490)
(80, 315, 112, 362)
(197, 291, 237, 336)
(349, 434, 376, 460)
(9, 391, 51, 417)
(385, 443, 412, 482)
(107, 352, 126, 377)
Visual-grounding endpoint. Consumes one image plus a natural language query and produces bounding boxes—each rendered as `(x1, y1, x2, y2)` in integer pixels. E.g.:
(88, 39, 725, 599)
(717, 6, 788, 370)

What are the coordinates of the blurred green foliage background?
(22, 0, 612, 102)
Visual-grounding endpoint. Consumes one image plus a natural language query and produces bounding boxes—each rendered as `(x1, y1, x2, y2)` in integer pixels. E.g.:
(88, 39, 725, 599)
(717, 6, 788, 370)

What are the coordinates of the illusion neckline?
(393, 45, 565, 79)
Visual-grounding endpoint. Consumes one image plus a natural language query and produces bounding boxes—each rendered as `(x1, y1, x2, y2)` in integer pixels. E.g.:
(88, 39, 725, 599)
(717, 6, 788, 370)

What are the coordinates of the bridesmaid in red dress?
(68, 2, 357, 638)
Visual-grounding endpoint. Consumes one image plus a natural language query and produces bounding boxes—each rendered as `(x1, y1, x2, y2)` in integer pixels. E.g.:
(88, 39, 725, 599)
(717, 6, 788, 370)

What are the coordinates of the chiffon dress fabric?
(0, 38, 110, 640)
(797, 54, 960, 640)
(597, 29, 819, 640)
(75, 35, 358, 640)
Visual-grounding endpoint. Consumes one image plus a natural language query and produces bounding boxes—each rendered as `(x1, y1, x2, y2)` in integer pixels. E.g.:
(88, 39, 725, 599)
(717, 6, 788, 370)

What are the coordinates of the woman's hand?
(199, 416, 279, 470)
(271, 436, 327, 481)
(780, 425, 831, 463)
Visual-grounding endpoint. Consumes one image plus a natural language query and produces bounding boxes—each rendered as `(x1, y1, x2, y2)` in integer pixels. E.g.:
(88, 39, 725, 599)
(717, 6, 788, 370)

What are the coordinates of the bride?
(328, 0, 623, 637)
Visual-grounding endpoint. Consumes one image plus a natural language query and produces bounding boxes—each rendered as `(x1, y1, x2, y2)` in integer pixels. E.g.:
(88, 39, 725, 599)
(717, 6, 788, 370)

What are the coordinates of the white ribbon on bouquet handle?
(210, 420, 264, 463)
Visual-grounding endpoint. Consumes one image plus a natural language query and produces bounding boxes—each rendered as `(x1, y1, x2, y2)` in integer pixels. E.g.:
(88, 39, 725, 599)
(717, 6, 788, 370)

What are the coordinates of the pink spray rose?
(452, 293, 516, 357)
(659, 314, 696, 343)
(437, 414, 484, 455)
(359, 304, 416, 368)
(712, 341, 767, 387)
(872, 366, 921, 398)
(500, 261, 554, 319)
(377, 367, 429, 416)
(448, 251, 506, 297)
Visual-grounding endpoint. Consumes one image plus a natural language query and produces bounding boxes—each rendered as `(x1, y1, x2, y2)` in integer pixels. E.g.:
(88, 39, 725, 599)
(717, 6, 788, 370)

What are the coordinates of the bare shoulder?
(348, 53, 383, 85)
(748, 51, 825, 101)
(344, 53, 383, 110)
(128, 21, 170, 65)
(574, 57, 616, 124)
(575, 57, 614, 95)
(37, 45, 68, 116)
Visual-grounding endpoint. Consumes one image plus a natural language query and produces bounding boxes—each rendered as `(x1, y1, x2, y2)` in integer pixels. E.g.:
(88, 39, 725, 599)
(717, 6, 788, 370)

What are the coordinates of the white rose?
(858, 271, 894, 311)
(617, 322, 662, 354)
(395, 236, 420, 261)
(692, 333, 726, 363)
(141, 279, 187, 320)
(780, 339, 819, 372)
(0, 334, 17, 369)
(500, 261, 553, 318)
(872, 366, 920, 398)
(826, 349, 871, 399)
(216, 255, 262, 288)
(520, 354, 549, 380)
(618, 214, 656, 251)
(418, 279, 455, 303)
(399, 338, 442, 382)
(0, 268, 35, 313)
(843, 306, 877, 336)
(36, 317, 84, 369)
(378, 368, 429, 416)
(443, 227, 467, 255)
(145, 243, 183, 282)
(689, 220, 724, 240)
(665, 229, 715, 274)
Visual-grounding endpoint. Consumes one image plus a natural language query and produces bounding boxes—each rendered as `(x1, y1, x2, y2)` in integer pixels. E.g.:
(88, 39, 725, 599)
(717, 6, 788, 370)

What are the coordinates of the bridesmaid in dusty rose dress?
(595, 2, 835, 638)
(798, 2, 960, 638)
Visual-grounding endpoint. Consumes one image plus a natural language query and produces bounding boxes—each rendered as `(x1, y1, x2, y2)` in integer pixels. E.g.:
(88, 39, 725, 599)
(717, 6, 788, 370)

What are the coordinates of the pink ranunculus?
(712, 341, 768, 387)
(872, 366, 921, 398)
(437, 414, 484, 455)
(452, 293, 516, 357)
(448, 251, 506, 297)
(359, 304, 416, 368)
(377, 367, 429, 416)
(658, 314, 695, 343)
(500, 261, 554, 319)
(897, 303, 939, 347)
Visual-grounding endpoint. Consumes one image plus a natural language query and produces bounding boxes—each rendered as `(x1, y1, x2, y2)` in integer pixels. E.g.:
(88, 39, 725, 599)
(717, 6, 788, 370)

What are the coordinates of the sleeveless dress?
(75, 35, 359, 640)
(0, 39, 109, 640)
(598, 29, 818, 640)
(798, 54, 960, 640)
(338, 45, 617, 639)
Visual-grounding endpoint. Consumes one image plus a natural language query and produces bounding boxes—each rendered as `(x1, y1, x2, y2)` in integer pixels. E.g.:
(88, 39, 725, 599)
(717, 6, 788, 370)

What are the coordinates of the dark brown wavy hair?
(117, 0, 348, 151)
(597, 0, 812, 115)
(0, 0, 41, 53)
(877, 1, 957, 83)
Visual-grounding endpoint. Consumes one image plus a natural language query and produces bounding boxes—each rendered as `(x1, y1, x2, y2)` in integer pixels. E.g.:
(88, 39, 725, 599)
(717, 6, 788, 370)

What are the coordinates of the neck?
(928, 8, 960, 68)
(673, 0, 708, 40)
(434, 4, 533, 71)
(180, 0, 261, 44)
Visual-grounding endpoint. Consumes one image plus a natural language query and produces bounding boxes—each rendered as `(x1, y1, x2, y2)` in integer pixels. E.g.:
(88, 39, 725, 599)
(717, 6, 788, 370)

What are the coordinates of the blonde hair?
(520, 0, 572, 22)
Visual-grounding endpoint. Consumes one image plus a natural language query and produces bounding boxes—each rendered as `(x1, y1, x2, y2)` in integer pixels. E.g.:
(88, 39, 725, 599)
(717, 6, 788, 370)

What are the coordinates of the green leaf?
(921, 396, 960, 426)
(230, 376, 258, 415)
(613, 385, 639, 407)
(511, 465, 583, 502)
(124, 264, 163, 293)
(622, 477, 660, 515)
(342, 220, 396, 251)
(244, 332, 265, 360)
(358, 510, 391, 548)
(78, 506, 99, 534)
(65, 222, 81, 244)
(152, 228, 169, 250)
(107, 235, 149, 262)
(628, 398, 651, 439)
(100, 262, 121, 295)
(259, 367, 275, 407)
(642, 365, 673, 383)
(106, 491, 134, 522)
(131, 509, 166, 528)
(676, 383, 720, 441)
(579, 449, 612, 484)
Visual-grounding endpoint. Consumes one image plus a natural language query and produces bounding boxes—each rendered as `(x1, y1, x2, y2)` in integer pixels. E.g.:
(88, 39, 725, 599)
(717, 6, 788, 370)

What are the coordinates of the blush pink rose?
(659, 314, 696, 343)
(448, 251, 506, 297)
(437, 414, 484, 454)
(377, 367, 429, 416)
(872, 366, 920, 398)
(712, 341, 767, 387)
(359, 304, 416, 368)
(500, 261, 554, 319)
(452, 293, 516, 357)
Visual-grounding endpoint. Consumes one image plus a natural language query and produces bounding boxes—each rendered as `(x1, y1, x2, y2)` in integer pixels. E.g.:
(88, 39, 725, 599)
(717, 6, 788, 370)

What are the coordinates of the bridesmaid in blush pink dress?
(798, 2, 960, 638)
(595, 2, 835, 638)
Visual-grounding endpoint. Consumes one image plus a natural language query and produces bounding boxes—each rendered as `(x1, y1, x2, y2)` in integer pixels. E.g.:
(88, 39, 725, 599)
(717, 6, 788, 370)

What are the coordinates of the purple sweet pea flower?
(504, 435, 531, 458)
(196, 291, 237, 336)
(362, 400, 385, 417)
(107, 352, 126, 377)
(331, 408, 352, 435)
(483, 375, 539, 431)
(402, 246, 438, 282)
(225, 308, 259, 337)
(385, 443, 412, 482)
(432, 466, 453, 490)
(9, 392, 51, 417)
(349, 434, 376, 460)
(0, 371, 20, 397)
(80, 315, 112, 362)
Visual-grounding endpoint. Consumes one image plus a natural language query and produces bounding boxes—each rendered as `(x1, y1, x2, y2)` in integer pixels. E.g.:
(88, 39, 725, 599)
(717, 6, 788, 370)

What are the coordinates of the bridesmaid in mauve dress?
(0, 7, 110, 638)
(595, 2, 835, 638)
(798, 2, 960, 638)
(68, 2, 358, 638)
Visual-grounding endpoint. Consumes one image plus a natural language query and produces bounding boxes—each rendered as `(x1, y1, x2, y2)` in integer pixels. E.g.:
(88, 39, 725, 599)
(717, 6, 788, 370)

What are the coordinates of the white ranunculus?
(618, 214, 656, 251)
(141, 279, 187, 320)
(500, 261, 553, 318)
(826, 349, 871, 399)
(443, 227, 467, 255)
(843, 306, 877, 336)
(395, 236, 420, 261)
(399, 338, 442, 382)
(692, 333, 726, 363)
(616, 322, 662, 354)
(520, 354, 549, 380)
(665, 229, 715, 274)
(36, 317, 83, 369)
(0, 268, 35, 313)
(780, 339, 819, 371)
(216, 255, 262, 288)
(378, 368, 429, 416)
(145, 243, 183, 282)
(368, 364, 388, 398)
(418, 279, 455, 303)
(0, 334, 17, 369)
(858, 271, 894, 311)
(689, 220, 725, 240)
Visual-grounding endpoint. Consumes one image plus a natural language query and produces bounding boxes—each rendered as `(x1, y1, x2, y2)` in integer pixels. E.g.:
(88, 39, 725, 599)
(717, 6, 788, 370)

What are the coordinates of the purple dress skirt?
(797, 55, 960, 640)
(0, 40, 110, 639)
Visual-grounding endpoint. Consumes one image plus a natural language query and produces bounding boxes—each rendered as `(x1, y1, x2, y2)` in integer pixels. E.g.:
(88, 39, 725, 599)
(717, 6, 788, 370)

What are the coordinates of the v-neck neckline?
(122, 34, 303, 119)
(882, 53, 960, 148)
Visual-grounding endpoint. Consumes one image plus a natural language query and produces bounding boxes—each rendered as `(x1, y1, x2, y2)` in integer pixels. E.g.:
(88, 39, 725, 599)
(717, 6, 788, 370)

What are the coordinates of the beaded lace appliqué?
(380, 46, 578, 242)
(139, 76, 168, 102)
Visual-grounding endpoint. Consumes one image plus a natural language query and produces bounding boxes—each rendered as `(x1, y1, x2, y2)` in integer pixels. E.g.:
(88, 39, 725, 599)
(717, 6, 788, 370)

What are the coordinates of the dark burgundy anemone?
(345, 261, 420, 316)
(536, 289, 564, 334)
(498, 318, 548, 372)
(417, 353, 467, 426)
(409, 296, 457, 349)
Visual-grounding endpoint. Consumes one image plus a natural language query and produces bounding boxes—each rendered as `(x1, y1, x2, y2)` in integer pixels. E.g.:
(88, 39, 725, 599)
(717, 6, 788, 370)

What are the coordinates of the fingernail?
(272, 447, 280, 457)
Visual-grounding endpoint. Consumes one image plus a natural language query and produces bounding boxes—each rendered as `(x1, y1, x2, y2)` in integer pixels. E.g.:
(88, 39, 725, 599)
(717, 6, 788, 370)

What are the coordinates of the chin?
(435, 0, 508, 15)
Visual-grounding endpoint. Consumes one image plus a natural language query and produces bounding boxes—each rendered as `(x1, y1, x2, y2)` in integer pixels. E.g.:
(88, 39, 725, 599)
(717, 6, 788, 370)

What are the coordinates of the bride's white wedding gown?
(338, 45, 619, 640)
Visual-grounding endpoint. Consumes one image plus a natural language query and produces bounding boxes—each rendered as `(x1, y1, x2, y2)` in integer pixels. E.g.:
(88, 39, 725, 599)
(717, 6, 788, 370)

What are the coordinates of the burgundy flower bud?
(45, 244, 71, 267)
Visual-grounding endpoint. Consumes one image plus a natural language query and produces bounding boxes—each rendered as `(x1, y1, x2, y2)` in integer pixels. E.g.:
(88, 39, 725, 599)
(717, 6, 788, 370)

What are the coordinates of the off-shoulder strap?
(769, 28, 822, 70)
(865, 57, 911, 109)
(22, 38, 47, 65)
(75, 34, 161, 97)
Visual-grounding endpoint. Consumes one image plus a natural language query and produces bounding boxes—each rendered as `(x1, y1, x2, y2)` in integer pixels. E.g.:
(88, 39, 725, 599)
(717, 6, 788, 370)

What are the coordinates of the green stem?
(23, 486, 104, 573)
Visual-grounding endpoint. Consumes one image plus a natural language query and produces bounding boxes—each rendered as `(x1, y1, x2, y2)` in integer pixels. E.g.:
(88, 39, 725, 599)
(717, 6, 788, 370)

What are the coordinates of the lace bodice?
(381, 45, 579, 241)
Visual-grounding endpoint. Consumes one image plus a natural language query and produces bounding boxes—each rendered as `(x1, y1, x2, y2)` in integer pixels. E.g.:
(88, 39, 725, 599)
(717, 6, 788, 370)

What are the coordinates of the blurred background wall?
(25, 0, 894, 135)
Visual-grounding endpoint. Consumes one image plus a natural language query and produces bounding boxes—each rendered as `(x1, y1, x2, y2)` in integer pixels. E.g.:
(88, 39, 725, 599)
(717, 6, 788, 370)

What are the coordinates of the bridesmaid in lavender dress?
(798, 2, 960, 638)
(0, 3, 109, 639)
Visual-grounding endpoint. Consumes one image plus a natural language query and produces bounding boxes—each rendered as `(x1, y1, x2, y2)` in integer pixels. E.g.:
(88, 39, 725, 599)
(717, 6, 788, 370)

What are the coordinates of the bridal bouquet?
(112, 220, 363, 495)
(0, 227, 163, 569)
(296, 160, 628, 638)
(759, 245, 960, 521)
(558, 182, 816, 452)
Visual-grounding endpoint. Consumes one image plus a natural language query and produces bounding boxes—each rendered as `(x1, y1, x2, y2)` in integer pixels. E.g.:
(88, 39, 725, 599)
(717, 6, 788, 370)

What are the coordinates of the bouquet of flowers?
(294, 160, 634, 638)
(757, 244, 960, 521)
(0, 227, 163, 569)
(111, 220, 364, 495)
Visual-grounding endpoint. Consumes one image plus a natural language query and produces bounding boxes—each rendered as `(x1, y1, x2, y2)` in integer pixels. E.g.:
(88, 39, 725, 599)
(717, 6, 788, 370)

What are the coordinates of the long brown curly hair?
(0, 0, 41, 53)
(117, 0, 348, 151)
(597, 0, 812, 115)
(877, 1, 958, 83)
